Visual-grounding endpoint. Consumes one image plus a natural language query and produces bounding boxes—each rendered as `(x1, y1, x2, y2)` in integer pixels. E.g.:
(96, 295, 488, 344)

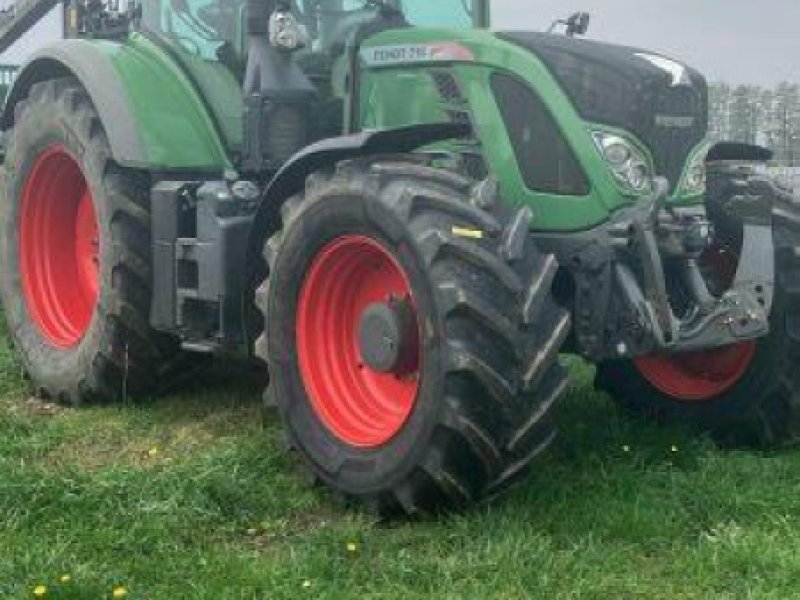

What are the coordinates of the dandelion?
(112, 585, 128, 598)
(59, 575, 71, 584)
(148, 447, 158, 458)
(32, 584, 47, 598)
(346, 541, 358, 553)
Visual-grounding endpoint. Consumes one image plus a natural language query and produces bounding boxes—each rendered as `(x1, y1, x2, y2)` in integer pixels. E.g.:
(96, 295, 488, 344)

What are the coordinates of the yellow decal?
(452, 226, 484, 240)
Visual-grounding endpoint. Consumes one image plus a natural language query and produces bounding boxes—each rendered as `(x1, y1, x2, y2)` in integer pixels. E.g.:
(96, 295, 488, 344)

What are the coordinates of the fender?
(1, 36, 231, 172)
(246, 122, 471, 265)
(707, 142, 774, 163)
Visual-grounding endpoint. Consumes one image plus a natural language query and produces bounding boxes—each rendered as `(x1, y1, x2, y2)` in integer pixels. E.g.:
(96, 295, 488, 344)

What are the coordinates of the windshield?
(143, 0, 481, 60)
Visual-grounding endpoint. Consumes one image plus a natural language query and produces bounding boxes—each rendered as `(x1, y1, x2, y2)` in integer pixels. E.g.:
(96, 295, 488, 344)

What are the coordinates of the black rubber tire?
(596, 182, 800, 447)
(1, 77, 182, 404)
(256, 157, 571, 515)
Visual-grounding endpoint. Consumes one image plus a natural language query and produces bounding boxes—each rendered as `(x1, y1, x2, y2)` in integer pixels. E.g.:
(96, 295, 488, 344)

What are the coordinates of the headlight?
(593, 132, 653, 194)
(680, 152, 707, 196)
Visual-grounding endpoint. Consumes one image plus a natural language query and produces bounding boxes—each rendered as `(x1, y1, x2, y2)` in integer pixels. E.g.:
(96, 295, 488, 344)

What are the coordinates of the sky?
(491, 0, 800, 86)
(1, 1, 798, 85)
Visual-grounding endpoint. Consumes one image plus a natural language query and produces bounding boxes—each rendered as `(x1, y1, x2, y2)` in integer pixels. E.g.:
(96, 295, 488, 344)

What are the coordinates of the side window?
(160, 0, 239, 60)
(399, 0, 475, 28)
(491, 72, 590, 196)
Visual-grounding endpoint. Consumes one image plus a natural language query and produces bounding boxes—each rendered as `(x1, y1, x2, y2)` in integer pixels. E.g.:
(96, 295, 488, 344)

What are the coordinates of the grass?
(2, 324, 800, 599)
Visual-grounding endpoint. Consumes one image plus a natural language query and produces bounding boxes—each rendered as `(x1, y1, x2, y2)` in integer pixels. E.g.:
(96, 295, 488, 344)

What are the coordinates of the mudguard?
(707, 142, 774, 163)
(246, 122, 471, 265)
(1, 35, 230, 172)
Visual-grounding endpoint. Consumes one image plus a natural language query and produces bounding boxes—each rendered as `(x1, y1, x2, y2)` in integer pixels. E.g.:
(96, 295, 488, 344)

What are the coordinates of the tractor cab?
(127, 0, 489, 167)
(143, 0, 486, 59)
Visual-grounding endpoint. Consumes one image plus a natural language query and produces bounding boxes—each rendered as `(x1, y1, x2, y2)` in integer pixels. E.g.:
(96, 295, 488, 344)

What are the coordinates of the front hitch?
(562, 165, 779, 362)
(615, 168, 774, 356)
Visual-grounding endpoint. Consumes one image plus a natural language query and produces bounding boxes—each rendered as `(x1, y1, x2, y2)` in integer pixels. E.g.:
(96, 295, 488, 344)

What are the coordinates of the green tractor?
(2, 0, 799, 514)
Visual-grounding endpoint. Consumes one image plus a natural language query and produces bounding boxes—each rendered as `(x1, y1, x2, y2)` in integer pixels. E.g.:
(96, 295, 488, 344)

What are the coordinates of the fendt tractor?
(2, 0, 799, 515)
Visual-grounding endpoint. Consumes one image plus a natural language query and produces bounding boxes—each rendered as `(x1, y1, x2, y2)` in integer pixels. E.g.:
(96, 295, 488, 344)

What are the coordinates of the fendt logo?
(635, 52, 692, 87)
(361, 43, 475, 67)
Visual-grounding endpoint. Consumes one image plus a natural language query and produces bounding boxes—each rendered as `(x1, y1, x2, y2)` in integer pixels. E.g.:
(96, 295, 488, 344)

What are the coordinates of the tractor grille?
(647, 86, 708, 192)
(498, 32, 709, 192)
(430, 70, 488, 180)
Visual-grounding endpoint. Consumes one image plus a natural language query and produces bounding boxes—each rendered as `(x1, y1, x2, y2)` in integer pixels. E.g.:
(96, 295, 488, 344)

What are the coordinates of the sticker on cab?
(361, 43, 474, 67)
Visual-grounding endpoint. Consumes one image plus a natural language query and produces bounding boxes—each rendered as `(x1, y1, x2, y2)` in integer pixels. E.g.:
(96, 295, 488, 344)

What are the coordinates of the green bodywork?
(12, 35, 236, 172)
(359, 28, 706, 231)
(102, 34, 236, 170)
(9, 3, 707, 232)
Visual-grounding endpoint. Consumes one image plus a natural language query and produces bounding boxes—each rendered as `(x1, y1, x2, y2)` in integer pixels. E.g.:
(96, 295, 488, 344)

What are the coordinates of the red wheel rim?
(296, 235, 421, 448)
(19, 145, 99, 348)
(634, 245, 756, 402)
(634, 342, 756, 402)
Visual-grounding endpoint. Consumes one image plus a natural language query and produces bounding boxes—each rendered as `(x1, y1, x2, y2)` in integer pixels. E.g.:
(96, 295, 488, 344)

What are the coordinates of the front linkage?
(590, 165, 800, 446)
(541, 165, 779, 365)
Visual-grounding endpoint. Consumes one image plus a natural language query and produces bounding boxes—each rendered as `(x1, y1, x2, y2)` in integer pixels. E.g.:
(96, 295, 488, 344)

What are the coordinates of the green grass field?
(2, 319, 800, 600)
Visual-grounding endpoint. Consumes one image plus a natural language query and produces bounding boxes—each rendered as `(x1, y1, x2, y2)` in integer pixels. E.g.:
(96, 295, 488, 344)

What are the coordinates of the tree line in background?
(709, 82, 800, 166)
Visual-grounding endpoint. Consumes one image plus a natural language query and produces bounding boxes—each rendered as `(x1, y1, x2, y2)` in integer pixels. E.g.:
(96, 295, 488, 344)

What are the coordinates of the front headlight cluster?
(593, 132, 653, 194)
(680, 151, 707, 196)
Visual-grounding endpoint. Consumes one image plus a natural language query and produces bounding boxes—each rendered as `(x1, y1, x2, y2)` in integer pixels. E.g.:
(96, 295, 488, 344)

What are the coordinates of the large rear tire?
(256, 158, 571, 515)
(1, 77, 182, 404)
(596, 186, 800, 447)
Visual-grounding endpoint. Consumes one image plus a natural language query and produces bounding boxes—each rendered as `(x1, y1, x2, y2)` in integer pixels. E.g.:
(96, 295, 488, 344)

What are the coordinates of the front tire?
(1, 77, 181, 404)
(257, 158, 571, 515)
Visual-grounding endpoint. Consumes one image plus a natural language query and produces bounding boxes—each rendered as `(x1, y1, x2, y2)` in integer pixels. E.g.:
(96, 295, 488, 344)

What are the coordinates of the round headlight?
(593, 131, 653, 195)
(627, 162, 650, 191)
(684, 162, 706, 194)
(603, 142, 631, 169)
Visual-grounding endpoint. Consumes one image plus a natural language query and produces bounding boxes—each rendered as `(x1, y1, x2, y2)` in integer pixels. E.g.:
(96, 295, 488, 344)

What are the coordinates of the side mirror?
(547, 11, 591, 37)
(566, 11, 590, 37)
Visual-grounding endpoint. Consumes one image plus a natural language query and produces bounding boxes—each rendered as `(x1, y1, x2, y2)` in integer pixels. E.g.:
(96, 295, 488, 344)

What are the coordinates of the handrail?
(0, 0, 62, 55)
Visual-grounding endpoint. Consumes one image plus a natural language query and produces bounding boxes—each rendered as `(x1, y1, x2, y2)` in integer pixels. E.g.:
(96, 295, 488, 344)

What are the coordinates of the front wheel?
(256, 158, 571, 515)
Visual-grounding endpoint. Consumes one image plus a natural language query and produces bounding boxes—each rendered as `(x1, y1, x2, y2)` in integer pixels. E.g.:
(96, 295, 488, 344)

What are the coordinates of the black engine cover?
(497, 32, 708, 191)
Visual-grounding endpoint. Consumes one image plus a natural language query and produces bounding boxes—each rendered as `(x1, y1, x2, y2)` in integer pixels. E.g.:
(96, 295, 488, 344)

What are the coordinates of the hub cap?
(296, 235, 421, 448)
(19, 145, 99, 348)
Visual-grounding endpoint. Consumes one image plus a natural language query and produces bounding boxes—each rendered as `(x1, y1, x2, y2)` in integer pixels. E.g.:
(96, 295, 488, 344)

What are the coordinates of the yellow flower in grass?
(346, 541, 358, 553)
(59, 575, 71, 584)
(32, 585, 47, 598)
(112, 585, 128, 598)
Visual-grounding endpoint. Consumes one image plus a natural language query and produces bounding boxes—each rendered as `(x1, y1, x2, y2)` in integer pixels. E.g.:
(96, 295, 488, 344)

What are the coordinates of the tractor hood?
(497, 31, 708, 191)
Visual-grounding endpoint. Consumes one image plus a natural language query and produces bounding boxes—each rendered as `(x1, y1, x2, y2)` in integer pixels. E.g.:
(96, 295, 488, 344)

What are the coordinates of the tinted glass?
(492, 72, 590, 196)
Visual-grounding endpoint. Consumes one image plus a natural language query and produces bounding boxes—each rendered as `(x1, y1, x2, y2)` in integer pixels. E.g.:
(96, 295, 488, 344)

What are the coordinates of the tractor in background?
(1, 0, 799, 515)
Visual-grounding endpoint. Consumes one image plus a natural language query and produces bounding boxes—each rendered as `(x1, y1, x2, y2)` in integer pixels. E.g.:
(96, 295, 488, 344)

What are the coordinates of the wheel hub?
(358, 298, 417, 374)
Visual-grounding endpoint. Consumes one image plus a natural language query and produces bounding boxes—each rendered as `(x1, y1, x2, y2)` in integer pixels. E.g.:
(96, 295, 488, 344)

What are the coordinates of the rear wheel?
(597, 199, 800, 447)
(257, 158, 571, 515)
(1, 77, 182, 403)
